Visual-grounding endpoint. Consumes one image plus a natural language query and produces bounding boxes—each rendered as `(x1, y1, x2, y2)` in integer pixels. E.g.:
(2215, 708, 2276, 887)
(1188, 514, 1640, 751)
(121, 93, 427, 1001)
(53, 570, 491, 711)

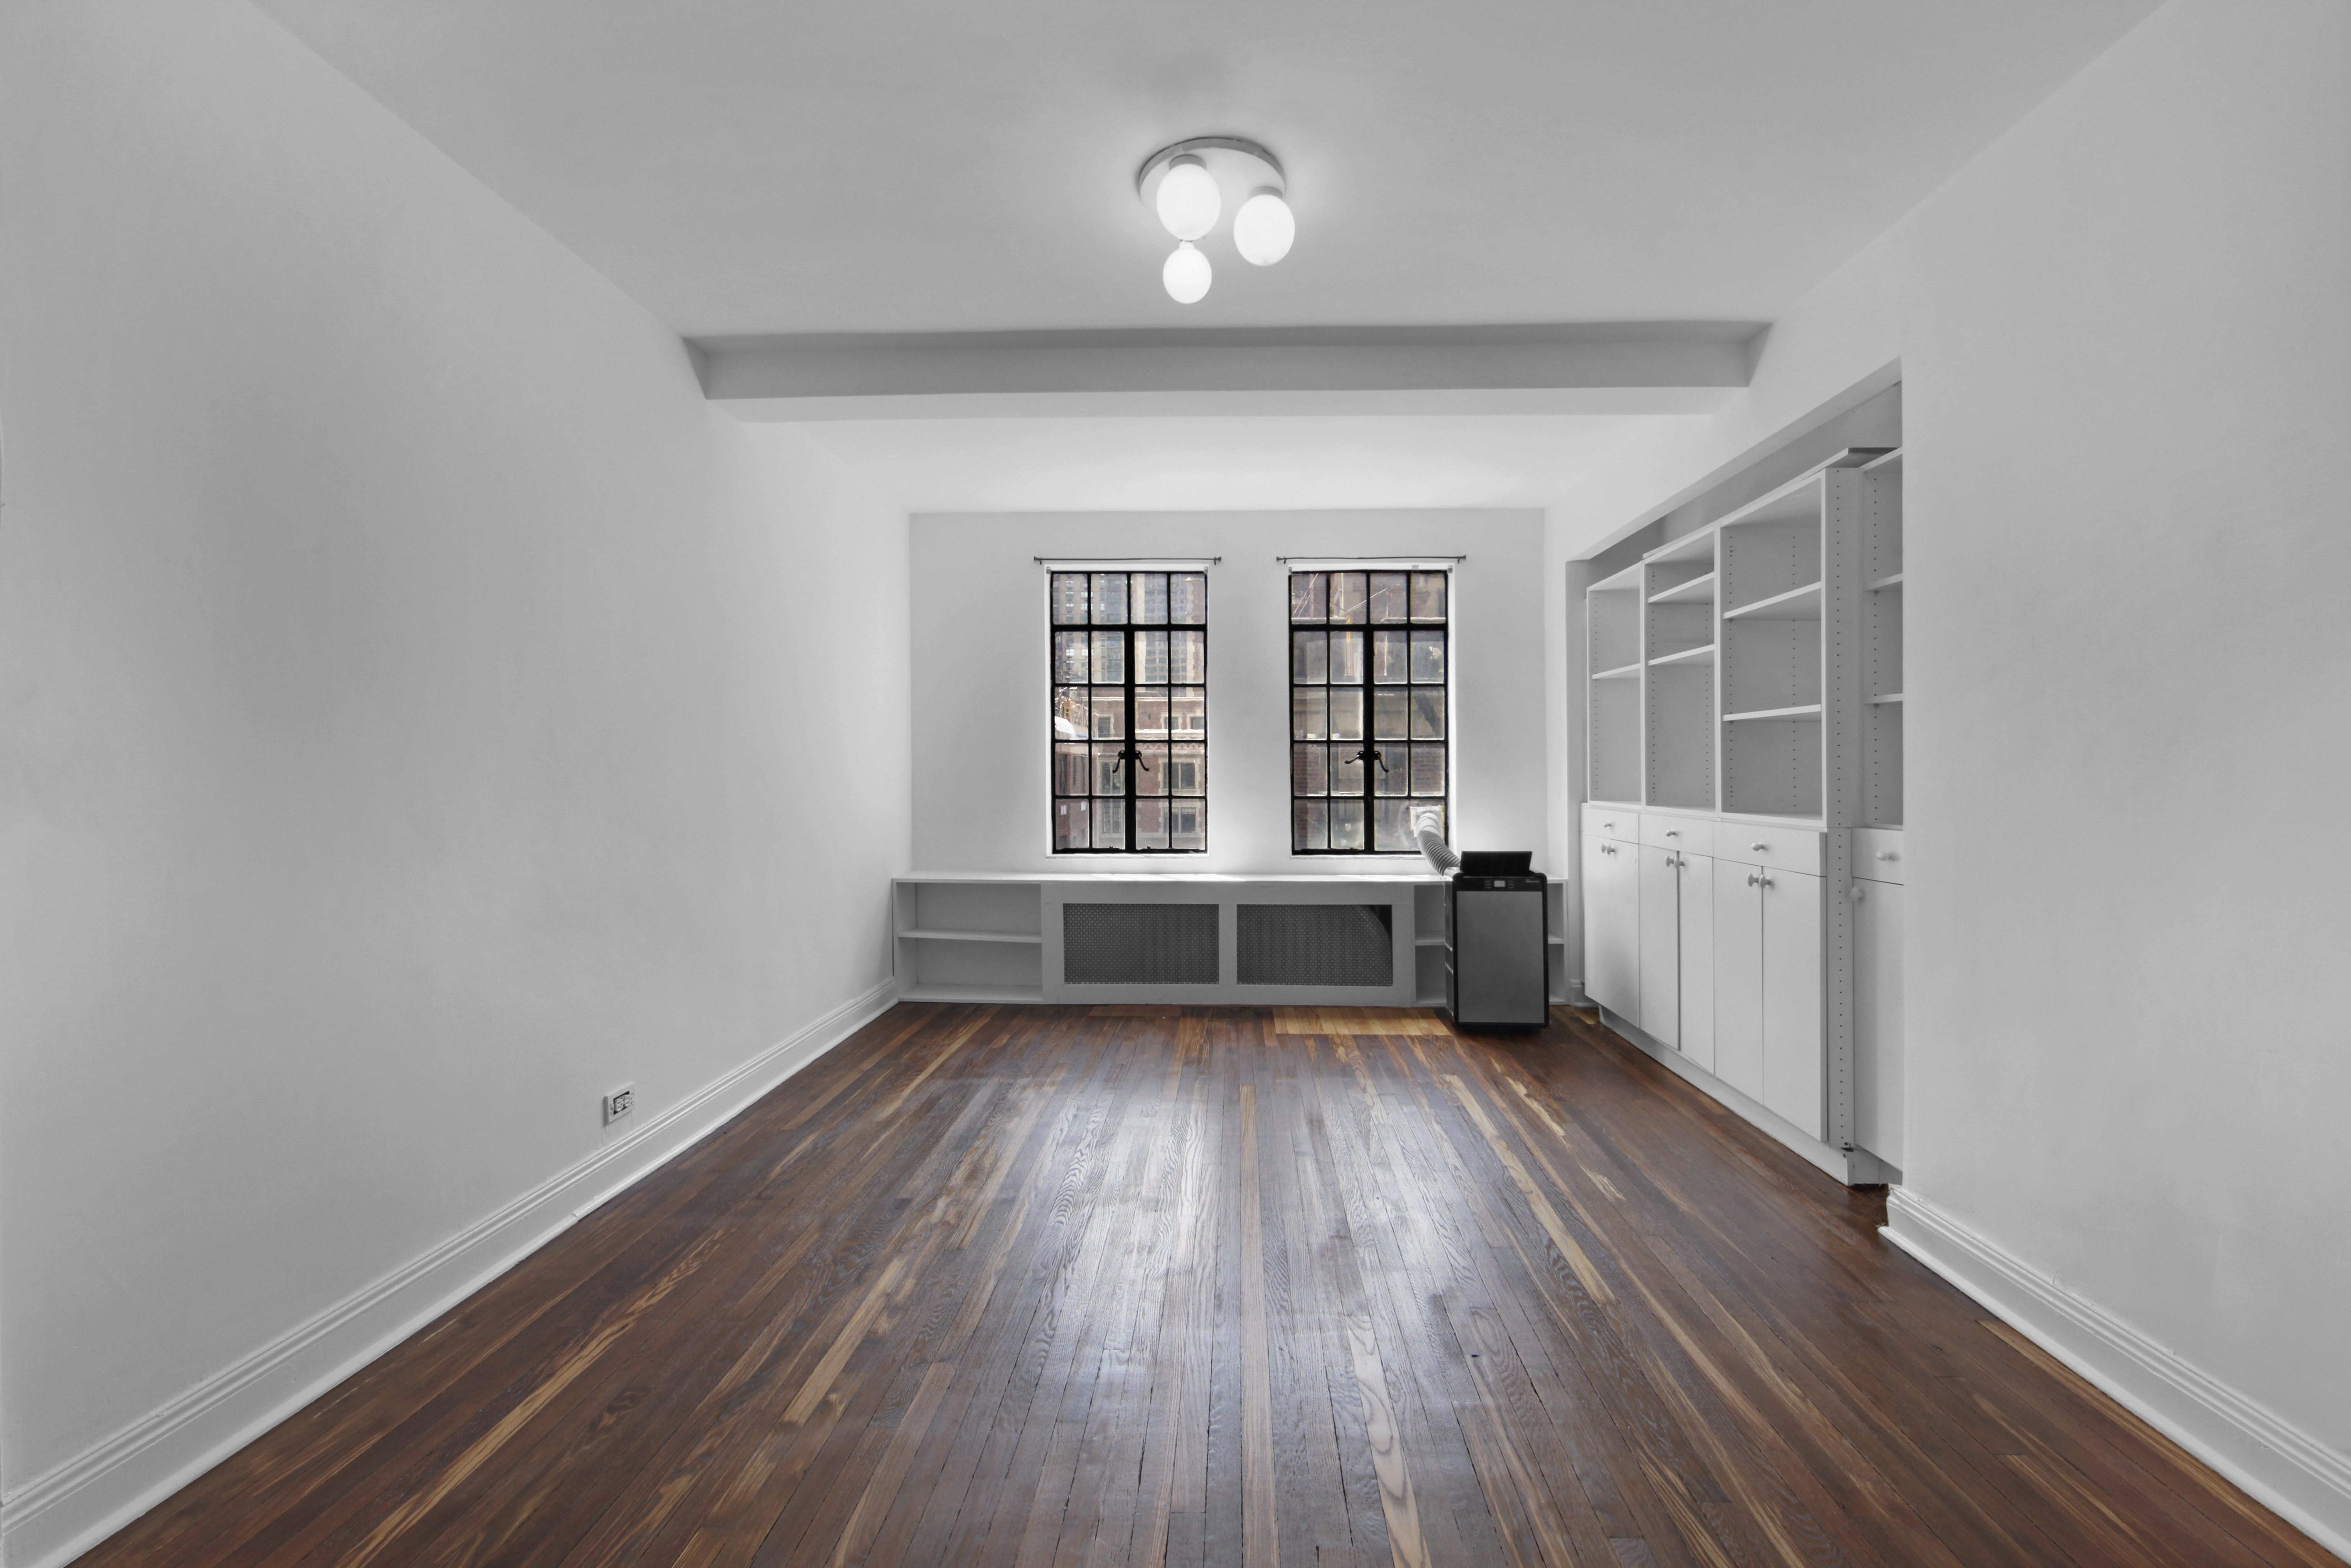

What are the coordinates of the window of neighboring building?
(1289, 568, 1449, 853)
(1050, 569, 1208, 853)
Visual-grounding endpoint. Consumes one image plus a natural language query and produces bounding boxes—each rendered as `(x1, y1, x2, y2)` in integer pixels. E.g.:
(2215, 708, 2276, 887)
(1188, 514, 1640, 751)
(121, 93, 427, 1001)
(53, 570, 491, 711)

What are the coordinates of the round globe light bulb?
(1162, 241, 1211, 304)
(1154, 156, 1220, 242)
(1232, 189, 1295, 266)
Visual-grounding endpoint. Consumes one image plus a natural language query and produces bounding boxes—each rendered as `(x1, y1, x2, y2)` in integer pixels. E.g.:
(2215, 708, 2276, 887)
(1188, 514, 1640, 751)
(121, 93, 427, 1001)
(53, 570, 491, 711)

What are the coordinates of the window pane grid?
(1290, 569, 1447, 854)
(1052, 571, 1207, 853)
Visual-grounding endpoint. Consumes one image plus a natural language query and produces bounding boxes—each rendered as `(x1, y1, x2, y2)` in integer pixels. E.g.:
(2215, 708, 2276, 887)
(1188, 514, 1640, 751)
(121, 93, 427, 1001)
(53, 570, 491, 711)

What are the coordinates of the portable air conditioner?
(1445, 861, 1549, 1030)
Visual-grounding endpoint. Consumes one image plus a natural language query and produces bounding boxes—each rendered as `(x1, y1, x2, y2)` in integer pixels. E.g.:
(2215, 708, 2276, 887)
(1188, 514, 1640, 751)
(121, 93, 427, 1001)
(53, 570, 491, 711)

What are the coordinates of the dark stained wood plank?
(70, 1003, 2335, 1568)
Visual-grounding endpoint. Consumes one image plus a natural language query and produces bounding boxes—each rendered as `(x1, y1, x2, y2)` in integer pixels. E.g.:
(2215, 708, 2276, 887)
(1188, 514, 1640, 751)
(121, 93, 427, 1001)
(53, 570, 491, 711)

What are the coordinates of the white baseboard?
(1884, 1186, 2350, 1565)
(0, 976, 900, 1568)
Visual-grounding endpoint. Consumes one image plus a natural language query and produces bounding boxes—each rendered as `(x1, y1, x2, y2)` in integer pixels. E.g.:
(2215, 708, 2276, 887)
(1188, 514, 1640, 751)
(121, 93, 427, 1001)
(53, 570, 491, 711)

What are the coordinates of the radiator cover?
(1236, 904, 1393, 987)
(1061, 902, 1220, 985)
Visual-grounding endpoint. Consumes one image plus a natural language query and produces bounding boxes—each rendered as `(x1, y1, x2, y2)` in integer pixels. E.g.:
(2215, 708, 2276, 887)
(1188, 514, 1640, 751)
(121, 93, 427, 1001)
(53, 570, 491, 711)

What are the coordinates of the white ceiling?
(254, 0, 2158, 337)
(792, 414, 1662, 514)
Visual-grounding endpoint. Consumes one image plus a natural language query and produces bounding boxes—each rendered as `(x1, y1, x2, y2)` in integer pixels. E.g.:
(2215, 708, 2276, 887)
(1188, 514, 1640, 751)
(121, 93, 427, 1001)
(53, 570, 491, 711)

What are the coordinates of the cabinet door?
(1639, 847, 1681, 1047)
(1853, 878, 1905, 1165)
(1582, 835, 1639, 1020)
(1760, 869, 1825, 1139)
(1677, 853, 1715, 1073)
(1713, 866, 1764, 1101)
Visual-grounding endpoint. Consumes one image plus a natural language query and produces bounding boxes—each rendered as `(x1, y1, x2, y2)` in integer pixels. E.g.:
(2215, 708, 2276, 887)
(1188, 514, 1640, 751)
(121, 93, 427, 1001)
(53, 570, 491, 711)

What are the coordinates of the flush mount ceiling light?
(1136, 136, 1294, 304)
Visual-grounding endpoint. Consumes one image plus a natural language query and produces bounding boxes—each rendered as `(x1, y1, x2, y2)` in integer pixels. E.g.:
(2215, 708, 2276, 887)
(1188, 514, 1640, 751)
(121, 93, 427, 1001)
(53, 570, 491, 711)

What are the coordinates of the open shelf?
(1870, 572, 1905, 592)
(1725, 703, 1823, 722)
(1648, 644, 1714, 670)
(902, 928, 1045, 944)
(901, 984, 1047, 1004)
(1647, 571, 1716, 606)
(1723, 581, 1823, 621)
(895, 880, 1045, 1000)
(1870, 692, 1905, 705)
(1592, 661, 1643, 680)
(1590, 667, 1643, 804)
(1723, 710, 1823, 818)
(1648, 530, 1715, 564)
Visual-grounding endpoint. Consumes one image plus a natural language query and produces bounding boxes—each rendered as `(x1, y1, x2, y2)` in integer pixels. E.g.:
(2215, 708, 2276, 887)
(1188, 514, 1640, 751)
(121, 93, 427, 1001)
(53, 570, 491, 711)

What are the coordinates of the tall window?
(1051, 570, 1207, 853)
(1290, 568, 1449, 853)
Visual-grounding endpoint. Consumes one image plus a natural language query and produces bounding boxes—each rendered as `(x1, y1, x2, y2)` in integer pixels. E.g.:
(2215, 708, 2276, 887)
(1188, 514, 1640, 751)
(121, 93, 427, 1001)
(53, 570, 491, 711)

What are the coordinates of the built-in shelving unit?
(1587, 564, 1645, 804)
(892, 880, 1046, 1001)
(1578, 444, 1908, 1185)
(1858, 449, 1905, 828)
(1638, 530, 1717, 811)
(893, 875, 1571, 1012)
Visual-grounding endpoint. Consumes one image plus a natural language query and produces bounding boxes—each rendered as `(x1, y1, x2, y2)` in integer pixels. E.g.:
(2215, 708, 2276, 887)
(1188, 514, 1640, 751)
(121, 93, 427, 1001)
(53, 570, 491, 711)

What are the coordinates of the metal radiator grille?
(1236, 904, 1393, 987)
(1061, 903, 1219, 985)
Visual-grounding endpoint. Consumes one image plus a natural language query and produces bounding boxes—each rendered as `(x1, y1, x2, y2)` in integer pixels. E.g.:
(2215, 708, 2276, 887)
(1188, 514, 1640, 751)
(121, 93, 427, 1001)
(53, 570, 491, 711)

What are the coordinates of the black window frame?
(1288, 567, 1451, 855)
(1049, 569, 1209, 854)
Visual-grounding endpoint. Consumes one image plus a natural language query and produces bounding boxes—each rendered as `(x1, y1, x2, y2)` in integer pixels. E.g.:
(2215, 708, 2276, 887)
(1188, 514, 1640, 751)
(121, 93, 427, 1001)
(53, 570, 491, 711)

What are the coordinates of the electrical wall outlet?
(603, 1085, 635, 1125)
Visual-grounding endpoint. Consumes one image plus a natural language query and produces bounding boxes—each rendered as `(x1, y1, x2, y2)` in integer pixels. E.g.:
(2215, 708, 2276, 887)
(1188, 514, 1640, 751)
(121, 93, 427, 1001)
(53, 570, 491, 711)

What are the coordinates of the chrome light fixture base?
(1134, 135, 1287, 208)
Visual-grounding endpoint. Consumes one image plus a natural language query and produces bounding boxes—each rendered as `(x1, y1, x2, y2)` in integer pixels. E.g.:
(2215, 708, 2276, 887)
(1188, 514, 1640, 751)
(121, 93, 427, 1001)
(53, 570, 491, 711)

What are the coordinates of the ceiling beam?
(696, 323, 1761, 420)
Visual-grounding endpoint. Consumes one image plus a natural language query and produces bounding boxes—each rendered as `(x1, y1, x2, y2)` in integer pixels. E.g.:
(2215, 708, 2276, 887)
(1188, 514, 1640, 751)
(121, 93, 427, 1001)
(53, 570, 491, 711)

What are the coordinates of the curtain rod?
(1034, 556, 1221, 565)
(1275, 555, 1466, 564)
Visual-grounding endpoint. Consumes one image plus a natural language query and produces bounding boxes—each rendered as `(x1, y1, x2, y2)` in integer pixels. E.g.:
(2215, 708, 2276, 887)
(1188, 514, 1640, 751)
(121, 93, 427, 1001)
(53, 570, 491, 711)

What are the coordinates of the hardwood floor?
(84, 1004, 2333, 1568)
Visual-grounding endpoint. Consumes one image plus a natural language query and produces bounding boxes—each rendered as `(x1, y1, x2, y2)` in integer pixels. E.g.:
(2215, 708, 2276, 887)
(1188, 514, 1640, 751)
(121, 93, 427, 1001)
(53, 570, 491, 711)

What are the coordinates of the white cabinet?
(1626, 836, 1717, 1072)
(1713, 863, 1765, 1102)
(1853, 872, 1905, 1165)
(1759, 868, 1824, 1139)
(1710, 860, 1824, 1139)
(1639, 845, 1682, 1045)
(1675, 852, 1715, 1073)
(1582, 835, 1640, 1020)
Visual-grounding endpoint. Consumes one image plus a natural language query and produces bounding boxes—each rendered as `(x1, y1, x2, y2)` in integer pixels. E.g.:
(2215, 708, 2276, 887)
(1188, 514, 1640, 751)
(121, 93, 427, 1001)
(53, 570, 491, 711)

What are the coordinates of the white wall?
(0, 2, 910, 1558)
(1893, 0, 2350, 1514)
(1544, 0, 2351, 1548)
(911, 512, 1547, 875)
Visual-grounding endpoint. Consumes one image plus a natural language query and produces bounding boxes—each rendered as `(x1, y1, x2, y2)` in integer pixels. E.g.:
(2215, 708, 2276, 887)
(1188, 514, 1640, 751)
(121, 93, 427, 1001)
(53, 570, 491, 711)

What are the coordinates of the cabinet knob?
(1876, 851, 1898, 861)
(1759, 876, 1774, 889)
(1750, 842, 1769, 852)
(1664, 830, 1679, 838)
(1746, 872, 1760, 887)
(1850, 884, 1867, 901)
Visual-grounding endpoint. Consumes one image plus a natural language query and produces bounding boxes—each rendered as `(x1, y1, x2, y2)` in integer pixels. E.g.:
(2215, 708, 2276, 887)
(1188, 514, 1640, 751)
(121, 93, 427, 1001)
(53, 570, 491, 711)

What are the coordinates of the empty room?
(2, 1, 2346, 1565)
